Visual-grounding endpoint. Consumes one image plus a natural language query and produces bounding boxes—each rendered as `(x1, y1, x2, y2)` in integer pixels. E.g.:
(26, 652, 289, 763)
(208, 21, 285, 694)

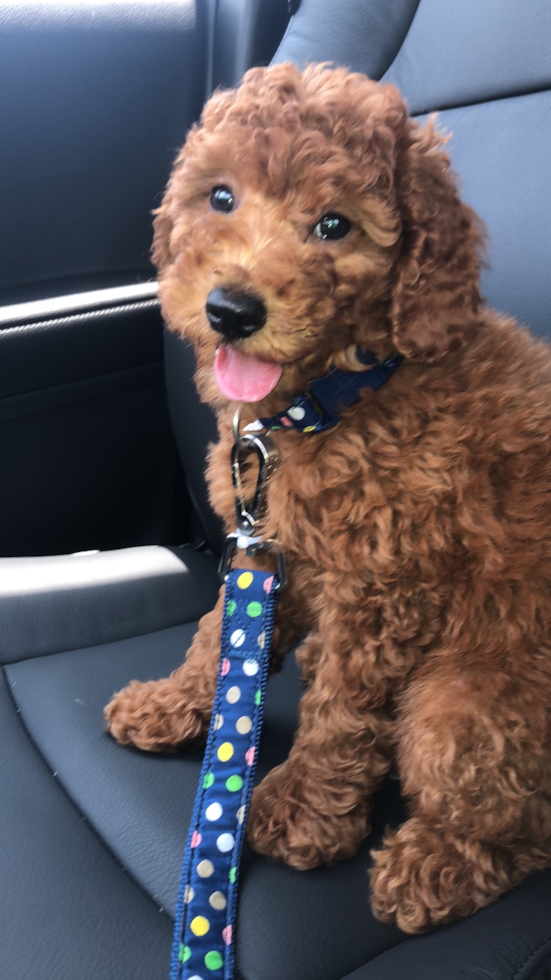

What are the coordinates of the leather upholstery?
(213, 0, 290, 88)
(340, 878, 551, 979)
(0, 670, 173, 980)
(0, 545, 220, 662)
(415, 92, 551, 342)
(165, 329, 225, 554)
(381, 0, 551, 112)
(273, 0, 421, 81)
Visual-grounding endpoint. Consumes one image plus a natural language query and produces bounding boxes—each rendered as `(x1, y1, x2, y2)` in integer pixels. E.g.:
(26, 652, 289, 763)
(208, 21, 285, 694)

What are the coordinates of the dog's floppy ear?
(390, 118, 485, 362)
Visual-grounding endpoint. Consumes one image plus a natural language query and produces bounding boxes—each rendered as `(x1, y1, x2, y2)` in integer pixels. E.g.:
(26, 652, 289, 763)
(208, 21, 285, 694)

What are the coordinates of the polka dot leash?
(170, 568, 279, 980)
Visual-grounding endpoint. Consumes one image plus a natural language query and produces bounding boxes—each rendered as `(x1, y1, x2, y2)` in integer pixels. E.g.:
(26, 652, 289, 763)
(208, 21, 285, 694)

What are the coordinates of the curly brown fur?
(105, 63, 551, 932)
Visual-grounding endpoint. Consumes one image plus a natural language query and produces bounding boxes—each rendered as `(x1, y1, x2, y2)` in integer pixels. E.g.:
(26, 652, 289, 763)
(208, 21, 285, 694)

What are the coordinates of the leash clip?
(231, 409, 278, 535)
(219, 534, 287, 593)
(218, 410, 286, 591)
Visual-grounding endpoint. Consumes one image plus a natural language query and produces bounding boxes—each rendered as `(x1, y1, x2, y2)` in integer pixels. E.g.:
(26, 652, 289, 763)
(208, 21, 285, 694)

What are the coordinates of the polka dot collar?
(255, 348, 403, 434)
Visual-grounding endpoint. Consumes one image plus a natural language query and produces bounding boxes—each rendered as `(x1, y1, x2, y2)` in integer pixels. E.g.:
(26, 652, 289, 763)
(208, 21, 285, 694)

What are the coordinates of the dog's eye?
(210, 186, 235, 213)
(313, 213, 351, 241)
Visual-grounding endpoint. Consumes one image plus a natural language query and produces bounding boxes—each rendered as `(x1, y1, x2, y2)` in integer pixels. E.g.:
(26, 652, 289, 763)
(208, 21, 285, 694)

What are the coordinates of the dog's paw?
(104, 678, 208, 752)
(247, 763, 370, 869)
(370, 818, 507, 933)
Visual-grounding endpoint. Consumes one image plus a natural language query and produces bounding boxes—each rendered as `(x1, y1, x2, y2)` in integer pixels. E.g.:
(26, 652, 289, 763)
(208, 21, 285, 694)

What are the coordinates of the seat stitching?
(411, 82, 551, 118)
(511, 935, 551, 980)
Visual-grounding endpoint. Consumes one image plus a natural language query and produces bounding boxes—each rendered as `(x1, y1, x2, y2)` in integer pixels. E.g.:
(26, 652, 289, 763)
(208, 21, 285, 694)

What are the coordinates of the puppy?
(105, 63, 551, 933)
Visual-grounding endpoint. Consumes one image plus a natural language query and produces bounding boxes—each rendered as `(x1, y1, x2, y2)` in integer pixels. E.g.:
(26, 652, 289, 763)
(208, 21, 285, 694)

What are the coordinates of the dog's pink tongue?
(214, 345, 282, 402)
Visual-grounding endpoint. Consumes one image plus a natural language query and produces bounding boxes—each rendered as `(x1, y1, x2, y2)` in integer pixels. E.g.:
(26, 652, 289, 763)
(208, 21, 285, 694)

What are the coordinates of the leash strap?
(171, 567, 279, 980)
(258, 349, 403, 433)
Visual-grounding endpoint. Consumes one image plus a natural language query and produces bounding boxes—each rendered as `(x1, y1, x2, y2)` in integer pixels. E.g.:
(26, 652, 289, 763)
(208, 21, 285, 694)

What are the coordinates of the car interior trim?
(0, 282, 159, 329)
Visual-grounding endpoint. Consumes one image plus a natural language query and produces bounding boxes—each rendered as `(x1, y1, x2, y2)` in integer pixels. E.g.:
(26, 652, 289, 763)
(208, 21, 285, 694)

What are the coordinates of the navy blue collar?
(256, 348, 403, 434)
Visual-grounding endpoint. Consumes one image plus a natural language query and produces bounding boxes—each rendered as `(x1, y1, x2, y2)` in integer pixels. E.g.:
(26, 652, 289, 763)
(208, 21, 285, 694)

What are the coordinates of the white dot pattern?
(205, 803, 223, 822)
(174, 568, 278, 980)
(216, 833, 235, 853)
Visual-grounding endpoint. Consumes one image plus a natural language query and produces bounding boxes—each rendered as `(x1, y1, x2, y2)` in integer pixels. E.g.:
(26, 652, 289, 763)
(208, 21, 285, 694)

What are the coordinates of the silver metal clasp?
(218, 410, 287, 591)
(219, 533, 288, 592)
(231, 414, 278, 535)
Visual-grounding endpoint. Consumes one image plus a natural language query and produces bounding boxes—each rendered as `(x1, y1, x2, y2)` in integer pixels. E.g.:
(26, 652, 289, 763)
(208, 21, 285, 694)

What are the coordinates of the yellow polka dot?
(209, 891, 227, 911)
(236, 715, 252, 735)
(237, 572, 254, 590)
(197, 860, 214, 878)
(303, 425, 316, 432)
(190, 915, 210, 937)
(226, 685, 241, 704)
(217, 741, 234, 762)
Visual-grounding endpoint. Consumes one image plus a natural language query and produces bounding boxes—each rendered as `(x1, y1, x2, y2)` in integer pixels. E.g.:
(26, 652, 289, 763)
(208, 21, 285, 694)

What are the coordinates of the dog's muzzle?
(206, 286, 267, 341)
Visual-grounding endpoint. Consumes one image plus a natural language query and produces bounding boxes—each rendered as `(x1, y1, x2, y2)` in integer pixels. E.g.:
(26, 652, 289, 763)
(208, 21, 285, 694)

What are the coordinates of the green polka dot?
(246, 601, 263, 618)
(203, 772, 215, 789)
(226, 774, 243, 793)
(179, 945, 191, 964)
(229, 866, 237, 884)
(205, 950, 224, 971)
(226, 599, 237, 616)
(254, 689, 261, 706)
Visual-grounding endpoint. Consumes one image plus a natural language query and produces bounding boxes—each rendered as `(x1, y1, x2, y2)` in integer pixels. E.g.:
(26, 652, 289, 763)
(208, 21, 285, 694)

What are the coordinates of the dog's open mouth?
(214, 344, 283, 402)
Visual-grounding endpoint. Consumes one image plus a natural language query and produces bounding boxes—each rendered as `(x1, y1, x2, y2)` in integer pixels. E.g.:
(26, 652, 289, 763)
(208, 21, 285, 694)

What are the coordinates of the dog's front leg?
(247, 610, 394, 869)
(104, 586, 227, 751)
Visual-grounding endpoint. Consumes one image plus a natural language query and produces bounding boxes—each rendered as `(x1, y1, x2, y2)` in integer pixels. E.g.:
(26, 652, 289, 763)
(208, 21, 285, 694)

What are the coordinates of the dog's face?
(154, 64, 483, 414)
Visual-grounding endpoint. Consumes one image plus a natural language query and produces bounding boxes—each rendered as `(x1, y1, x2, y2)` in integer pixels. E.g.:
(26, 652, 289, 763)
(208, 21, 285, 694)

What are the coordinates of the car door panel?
(0, 2, 209, 555)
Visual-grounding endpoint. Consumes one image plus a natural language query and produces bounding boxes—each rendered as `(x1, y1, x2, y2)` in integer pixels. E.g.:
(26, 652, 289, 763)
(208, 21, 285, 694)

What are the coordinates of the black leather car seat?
(1, 1, 551, 978)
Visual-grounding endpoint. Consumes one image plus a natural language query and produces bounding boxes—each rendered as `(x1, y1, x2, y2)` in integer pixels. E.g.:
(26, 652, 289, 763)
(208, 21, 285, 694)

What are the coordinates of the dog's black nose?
(206, 287, 267, 341)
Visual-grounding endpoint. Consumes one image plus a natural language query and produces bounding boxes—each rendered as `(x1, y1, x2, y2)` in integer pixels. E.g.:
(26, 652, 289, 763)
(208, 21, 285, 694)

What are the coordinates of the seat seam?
(511, 935, 551, 980)
(410, 82, 551, 118)
(336, 930, 551, 980)
(1, 663, 174, 923)
(376, 0, 422, 78)
(273, 0, 422, 81)
(0, 615, 204, 667)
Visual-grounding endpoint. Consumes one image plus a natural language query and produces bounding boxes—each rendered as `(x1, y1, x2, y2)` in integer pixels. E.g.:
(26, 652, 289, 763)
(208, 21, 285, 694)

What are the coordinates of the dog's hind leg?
(369, 662, 551, 932)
